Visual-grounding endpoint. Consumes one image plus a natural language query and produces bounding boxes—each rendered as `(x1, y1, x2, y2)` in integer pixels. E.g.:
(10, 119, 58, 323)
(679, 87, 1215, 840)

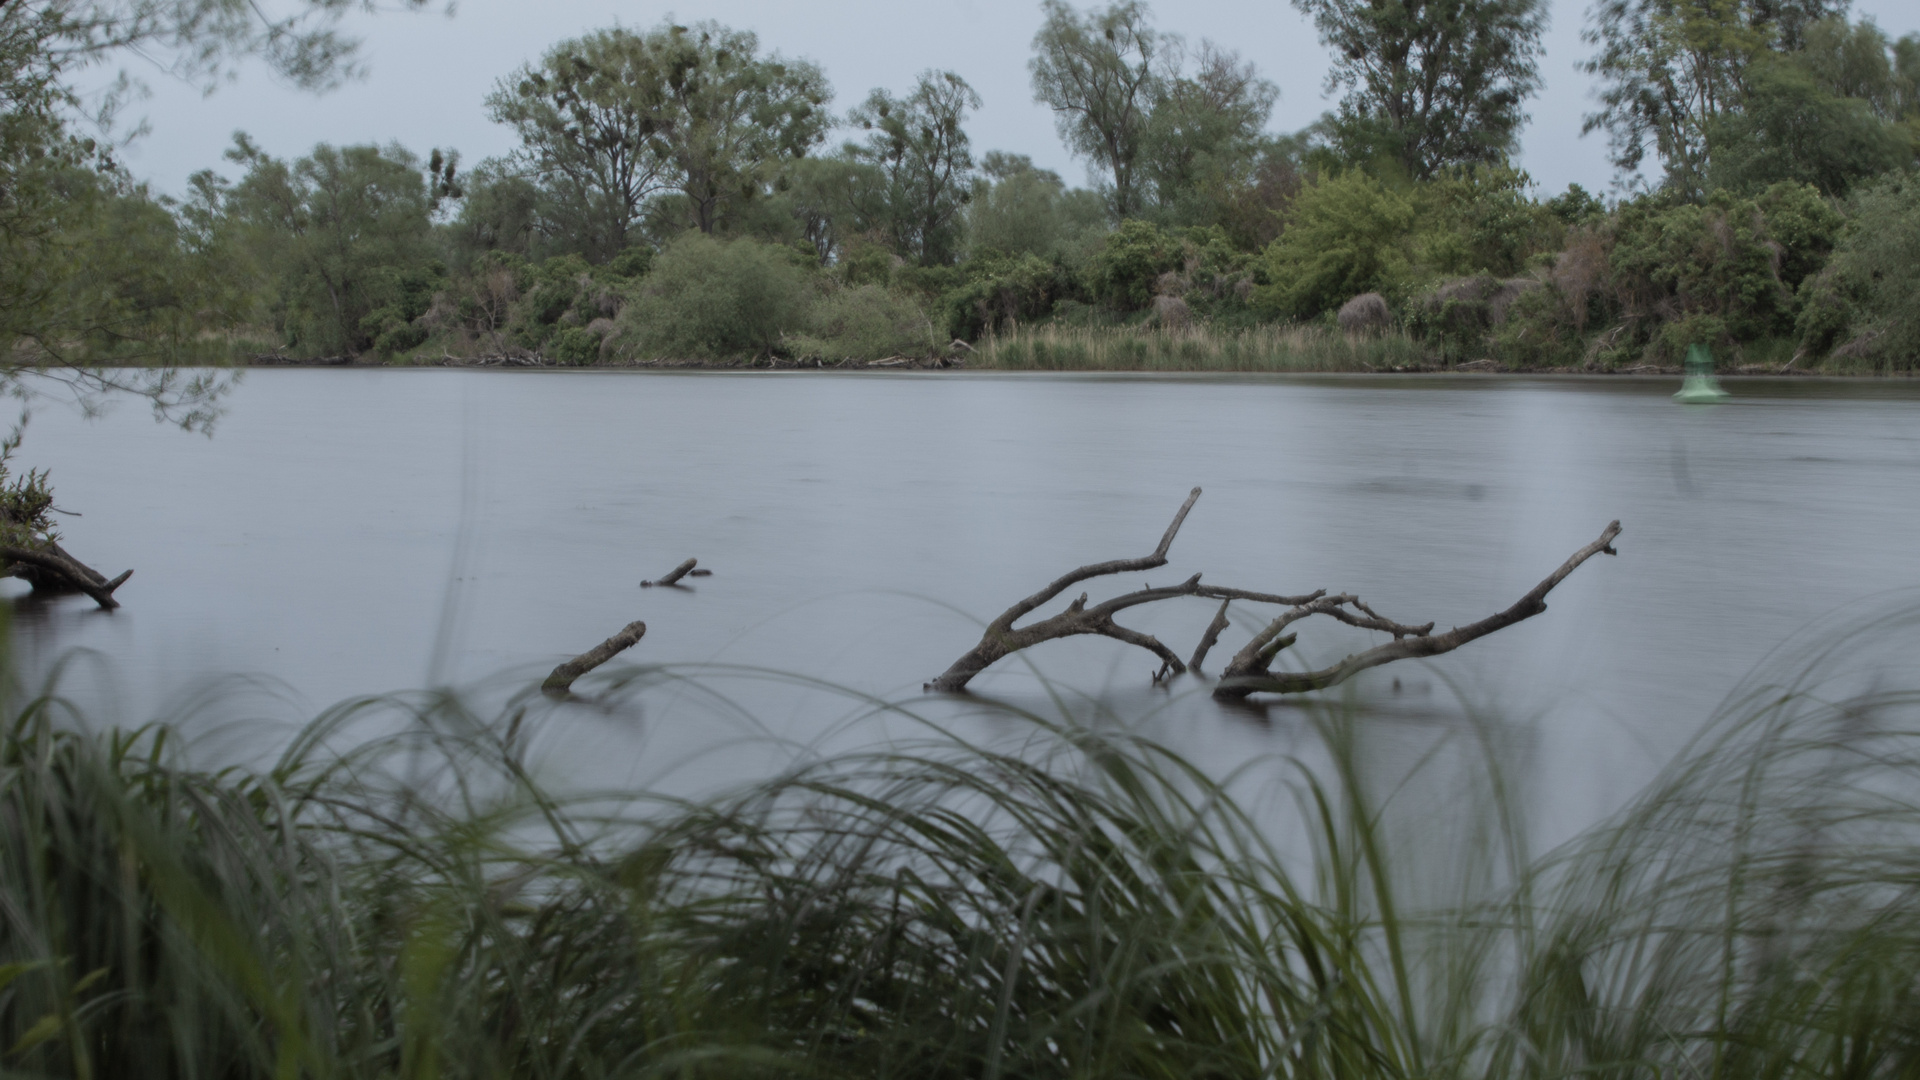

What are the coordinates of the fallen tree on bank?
(926, 487, 1621, 700)
(0, 460, 131, 610)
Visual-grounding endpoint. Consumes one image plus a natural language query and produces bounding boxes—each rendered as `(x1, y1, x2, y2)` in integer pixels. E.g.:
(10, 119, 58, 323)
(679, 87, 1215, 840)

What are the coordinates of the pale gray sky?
(97, 0, 1920, 201)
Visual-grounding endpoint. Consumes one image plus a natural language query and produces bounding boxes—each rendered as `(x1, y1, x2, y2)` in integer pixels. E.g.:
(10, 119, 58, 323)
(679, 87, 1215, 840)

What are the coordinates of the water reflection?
(7, 370, 1920, 848)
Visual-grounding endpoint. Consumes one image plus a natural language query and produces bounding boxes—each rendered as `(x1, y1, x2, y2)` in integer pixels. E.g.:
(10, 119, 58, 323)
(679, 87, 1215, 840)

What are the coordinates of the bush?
(786, 283, 938, 361)
(1609, 193, 1793, 348)
(1800, 171, 1920, 367)
(613, 233, 812, 359)
(1084, 219, 1185, 310)
(549, 325, 601, 365)
(941, 253, 1078, 339)
(1255, 171, 1417, 319)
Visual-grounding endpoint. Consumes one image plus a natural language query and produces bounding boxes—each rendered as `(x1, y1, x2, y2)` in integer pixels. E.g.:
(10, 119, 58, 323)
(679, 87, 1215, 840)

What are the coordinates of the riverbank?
(248, 325, 1910, 375)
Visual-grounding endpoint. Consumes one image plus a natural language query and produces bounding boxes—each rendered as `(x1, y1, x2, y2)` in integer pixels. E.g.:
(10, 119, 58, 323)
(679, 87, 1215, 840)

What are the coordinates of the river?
(9, 370, 1920, 848)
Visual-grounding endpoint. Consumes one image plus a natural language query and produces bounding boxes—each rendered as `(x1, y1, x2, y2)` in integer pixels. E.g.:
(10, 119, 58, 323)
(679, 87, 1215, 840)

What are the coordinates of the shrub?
(613, 233, 812, 359)
(941, 253, 1078, 339)
(549, 325, 601, 365)
(1255, 171, 1417, 319)
(1084, 219, 1185, 310)
(1607, 193, 1793, 350)
(787, 284, 938, 361)
(1418, 165, 1560, 278)
(1800, 171, 1920, 367)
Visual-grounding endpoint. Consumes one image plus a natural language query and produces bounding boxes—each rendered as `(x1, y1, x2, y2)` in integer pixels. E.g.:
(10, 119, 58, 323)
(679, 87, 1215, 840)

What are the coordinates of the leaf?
(9, 1013, 63, 1056)
(0, 962, 46, 994)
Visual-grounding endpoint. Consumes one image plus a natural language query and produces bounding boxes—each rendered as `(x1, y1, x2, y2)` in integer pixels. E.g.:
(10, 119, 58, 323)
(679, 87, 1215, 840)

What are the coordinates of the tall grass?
(972, 325, 1431, 373)
(2, 619, 1918, 1078)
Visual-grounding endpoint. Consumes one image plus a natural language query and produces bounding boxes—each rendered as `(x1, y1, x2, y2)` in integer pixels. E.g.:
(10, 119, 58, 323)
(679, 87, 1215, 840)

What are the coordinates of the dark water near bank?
(10, 371, 1920, 846)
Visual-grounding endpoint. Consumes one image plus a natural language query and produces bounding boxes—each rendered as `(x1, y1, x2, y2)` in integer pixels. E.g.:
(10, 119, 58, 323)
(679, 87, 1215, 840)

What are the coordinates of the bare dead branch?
(642, 558, 710, 587)
(925, 486, 1622, 701)
(1213, 521, 1624, 699)
(0, 543, 131, 610)
(924, 488, 1203, 692)
(543, 620, 647, 695)
(1189, 599, 1233, 671)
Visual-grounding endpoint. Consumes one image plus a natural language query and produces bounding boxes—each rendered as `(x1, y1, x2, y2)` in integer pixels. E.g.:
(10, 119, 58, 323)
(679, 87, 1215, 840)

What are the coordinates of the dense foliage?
(8, 0, 1920, 372)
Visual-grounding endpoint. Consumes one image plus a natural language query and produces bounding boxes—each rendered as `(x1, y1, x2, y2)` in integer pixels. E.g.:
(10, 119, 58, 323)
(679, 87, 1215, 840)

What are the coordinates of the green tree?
(1582, 0, 1846, 195)
(964, 152, 1109, 261)
(622, 21, 831, 234)
(443, 158, 540, 269)
(221, 137, 434, 356)
(1295, 0, 1546, 179)
(485, 29, 672, 261)
(1798, 172, 1920, 366)
(779, 153, 889, 264)
(847, 70, 981, 265)
(1029, 0, 1166, 219)
(1707, 53, 1910, 195)
(1137, 43, 1280, 224)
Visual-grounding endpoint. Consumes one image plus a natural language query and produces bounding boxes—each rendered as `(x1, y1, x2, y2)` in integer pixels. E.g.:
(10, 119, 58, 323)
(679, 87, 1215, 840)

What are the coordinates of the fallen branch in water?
(543, 621, 647, 695)
(0, 540, 132, 610)
(1211, 521, 1621, 699)
(641, 558, 711, 587)
(926, 488, 1622, 700)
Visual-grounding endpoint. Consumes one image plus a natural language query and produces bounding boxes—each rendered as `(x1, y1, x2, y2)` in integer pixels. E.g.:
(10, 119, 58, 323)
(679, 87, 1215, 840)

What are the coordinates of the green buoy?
(1674, 342, 1730, 403)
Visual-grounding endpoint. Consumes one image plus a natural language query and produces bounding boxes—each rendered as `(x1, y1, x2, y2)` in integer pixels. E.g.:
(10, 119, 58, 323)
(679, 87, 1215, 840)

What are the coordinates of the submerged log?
(543, 620, 647, 695)
(641, 558, 712, 587)
(1, 539, 132, 610)
(927, 488, 1622, 700)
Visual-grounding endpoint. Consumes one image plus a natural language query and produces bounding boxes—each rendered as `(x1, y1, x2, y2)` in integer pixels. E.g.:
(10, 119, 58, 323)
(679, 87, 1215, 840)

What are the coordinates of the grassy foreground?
(2, 631, 1919, 1078)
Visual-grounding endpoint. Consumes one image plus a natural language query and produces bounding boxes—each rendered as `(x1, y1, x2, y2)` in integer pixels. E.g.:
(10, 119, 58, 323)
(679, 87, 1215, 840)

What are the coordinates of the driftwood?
(641, 558, 712, 587)
(0, 539, 132, 610)
(543, 620, 647, 695)
(927, 488, 1622, 700)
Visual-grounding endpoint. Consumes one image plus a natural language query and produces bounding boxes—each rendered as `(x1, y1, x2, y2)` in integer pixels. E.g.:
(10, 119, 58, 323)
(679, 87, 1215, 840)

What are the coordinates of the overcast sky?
(95, 0, 1920, 201)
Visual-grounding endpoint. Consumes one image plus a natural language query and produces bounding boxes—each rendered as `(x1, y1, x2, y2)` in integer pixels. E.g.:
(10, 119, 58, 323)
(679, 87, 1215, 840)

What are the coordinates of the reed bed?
(971, 324, 1432, 373)
(2, 621, 1919, 1079)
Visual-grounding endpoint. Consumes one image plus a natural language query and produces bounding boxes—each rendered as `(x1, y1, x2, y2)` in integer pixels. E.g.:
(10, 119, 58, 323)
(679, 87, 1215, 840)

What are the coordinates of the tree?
(847, 70, 982, 265)
(630, 21, 831, 235)
(444, 158, 540, 269)
(964, 152, 1108, 260)
(1295, 0, 1546, 180)
(485, 30, 673, 261)
(1137, 42, 1280, 223)
(1582, 0, 1847, 195)
(1029, 0, 1166, 219)
(221, 137, 433, 356)
(2, 0, 439, 416)
(781, 153, 889, 264)
(1707, 54, 1910, 196)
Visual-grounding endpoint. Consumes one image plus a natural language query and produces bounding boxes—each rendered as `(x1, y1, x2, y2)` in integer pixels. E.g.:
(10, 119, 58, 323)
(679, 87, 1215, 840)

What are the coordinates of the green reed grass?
(970, 325, 1432, 373)
(2, 620, 1918, 1078)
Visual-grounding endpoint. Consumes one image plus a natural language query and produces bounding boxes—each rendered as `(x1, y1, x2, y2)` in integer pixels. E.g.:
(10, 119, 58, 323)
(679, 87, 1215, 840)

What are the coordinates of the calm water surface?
(10, 370, 1920, 846)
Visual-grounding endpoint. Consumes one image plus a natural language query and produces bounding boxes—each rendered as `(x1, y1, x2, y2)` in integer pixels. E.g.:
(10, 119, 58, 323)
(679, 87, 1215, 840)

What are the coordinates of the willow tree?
(847, 70, 982, 265)
(1029, 0, 1166, 219)
(1295, 0, 1546, 179)
(1581, 0, 1847, 195)
(486, 29, 674, 261)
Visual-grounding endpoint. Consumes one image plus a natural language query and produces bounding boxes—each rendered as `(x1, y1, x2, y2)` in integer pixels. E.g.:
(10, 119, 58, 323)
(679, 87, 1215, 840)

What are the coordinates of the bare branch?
(985, 486, 1201, 636)
(0, 544, 130, 610)
(1214, 522, 1623, 699)
(1189, 598, 1232, 671)
(926, 489, 1203, 692)
(543, 620, 647, 695)
(642, 558, 703, 587)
